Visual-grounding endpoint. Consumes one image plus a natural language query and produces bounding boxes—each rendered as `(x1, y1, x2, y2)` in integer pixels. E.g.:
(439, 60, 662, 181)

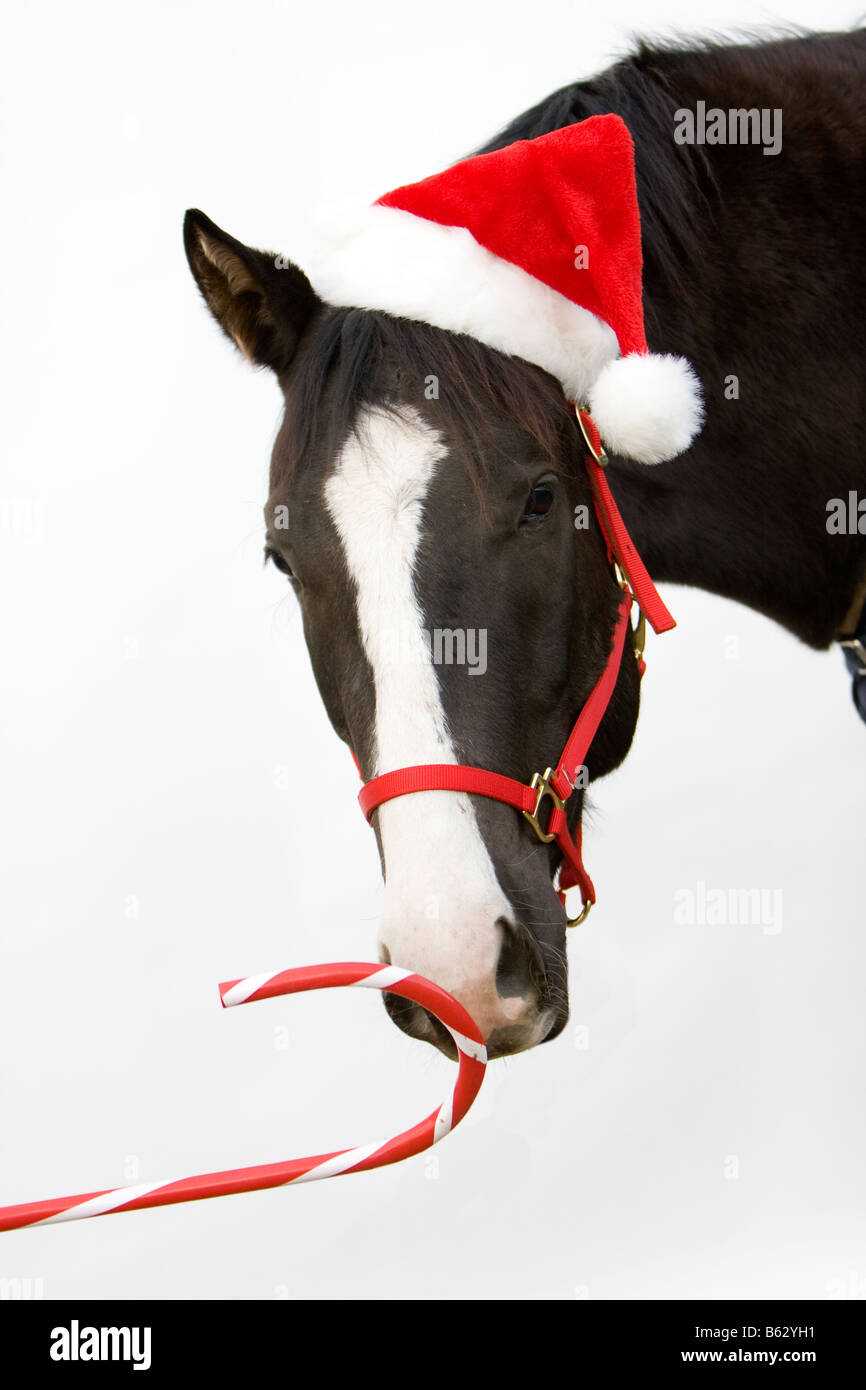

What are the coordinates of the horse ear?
(183, 209, 320, 374)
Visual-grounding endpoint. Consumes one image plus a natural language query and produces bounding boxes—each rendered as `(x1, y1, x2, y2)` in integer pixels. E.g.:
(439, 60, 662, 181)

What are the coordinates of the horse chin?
(485, 1007, 565, 1059)
(382, 987, 566, 1060)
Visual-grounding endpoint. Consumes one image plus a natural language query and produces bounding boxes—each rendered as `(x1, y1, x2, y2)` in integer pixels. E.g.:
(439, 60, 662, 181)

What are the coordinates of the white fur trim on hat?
(587, 352, 704, 464)
(306, 202, 619, 403)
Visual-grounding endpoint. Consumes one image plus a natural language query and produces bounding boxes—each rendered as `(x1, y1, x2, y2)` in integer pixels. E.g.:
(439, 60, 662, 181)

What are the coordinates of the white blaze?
(325, 406, 530, 1037)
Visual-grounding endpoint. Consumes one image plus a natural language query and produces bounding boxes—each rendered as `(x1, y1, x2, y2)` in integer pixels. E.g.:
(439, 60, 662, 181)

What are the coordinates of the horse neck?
(481, 34, 866, 647)
(605, 37, 866, 649)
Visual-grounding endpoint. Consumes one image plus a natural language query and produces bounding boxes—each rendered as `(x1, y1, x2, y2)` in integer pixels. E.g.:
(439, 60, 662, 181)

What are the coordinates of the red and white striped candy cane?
(0, 962, 486, 1234)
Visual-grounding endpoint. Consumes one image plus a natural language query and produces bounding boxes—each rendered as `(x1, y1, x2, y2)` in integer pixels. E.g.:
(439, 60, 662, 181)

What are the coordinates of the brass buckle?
(522, 767, 563, 844)
(613, 562, 646, 664)
(632, 607, 647, 664)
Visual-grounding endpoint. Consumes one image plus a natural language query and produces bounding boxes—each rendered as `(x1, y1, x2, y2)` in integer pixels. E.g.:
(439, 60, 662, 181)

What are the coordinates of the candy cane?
(0, 962, 486, 1234)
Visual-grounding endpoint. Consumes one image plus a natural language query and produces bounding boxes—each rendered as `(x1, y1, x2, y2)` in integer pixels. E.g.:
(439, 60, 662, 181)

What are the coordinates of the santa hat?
(307, 114, 703, 464)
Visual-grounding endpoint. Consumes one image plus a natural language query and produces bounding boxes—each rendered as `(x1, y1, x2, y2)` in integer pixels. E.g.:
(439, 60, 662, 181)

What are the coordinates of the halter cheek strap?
(355, 406, 675, 926)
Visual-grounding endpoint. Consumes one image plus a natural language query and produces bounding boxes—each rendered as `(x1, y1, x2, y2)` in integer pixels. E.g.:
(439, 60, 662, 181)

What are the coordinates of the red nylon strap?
(549, 812, 592, 902)
(578, 409, 676, 635)
(359, 764, 537, 821)
(550, 588, 632, 801)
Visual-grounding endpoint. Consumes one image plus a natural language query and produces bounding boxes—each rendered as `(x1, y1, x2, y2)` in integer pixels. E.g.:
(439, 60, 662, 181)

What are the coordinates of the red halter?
(356, 407, 675, 926)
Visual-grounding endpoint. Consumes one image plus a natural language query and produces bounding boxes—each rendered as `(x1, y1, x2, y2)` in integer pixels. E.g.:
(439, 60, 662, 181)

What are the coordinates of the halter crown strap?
(354, 407, 675, 925)
(576, 408, 675, 635)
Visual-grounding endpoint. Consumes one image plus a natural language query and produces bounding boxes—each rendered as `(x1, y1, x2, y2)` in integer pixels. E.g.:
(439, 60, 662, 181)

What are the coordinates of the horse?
(183, 27, 865, 1060)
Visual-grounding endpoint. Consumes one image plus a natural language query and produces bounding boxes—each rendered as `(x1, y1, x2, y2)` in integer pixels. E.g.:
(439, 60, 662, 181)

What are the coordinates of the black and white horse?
(184, 28, 865, 1059)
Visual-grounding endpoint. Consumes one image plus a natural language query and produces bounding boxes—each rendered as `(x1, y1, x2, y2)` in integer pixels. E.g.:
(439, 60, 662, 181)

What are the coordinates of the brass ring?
(566, 898, 593, 929)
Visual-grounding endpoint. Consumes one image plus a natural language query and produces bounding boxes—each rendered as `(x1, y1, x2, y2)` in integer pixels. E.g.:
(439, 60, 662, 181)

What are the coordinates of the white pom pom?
(587, 353, 704, 464)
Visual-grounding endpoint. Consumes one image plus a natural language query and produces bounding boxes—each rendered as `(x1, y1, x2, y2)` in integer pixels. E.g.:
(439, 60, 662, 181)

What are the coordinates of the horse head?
(183, 127, 702, 1057)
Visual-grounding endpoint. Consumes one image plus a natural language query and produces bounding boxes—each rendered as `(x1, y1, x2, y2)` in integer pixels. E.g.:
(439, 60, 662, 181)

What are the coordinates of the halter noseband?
(356, 406, 675, 926)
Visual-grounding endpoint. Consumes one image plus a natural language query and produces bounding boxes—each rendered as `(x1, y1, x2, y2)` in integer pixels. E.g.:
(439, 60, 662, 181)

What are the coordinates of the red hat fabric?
(308, 114, 703, 463)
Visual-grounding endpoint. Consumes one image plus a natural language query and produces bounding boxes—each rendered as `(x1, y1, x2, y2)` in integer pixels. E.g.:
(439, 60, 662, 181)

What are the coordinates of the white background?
(1, 0, 864, 1300)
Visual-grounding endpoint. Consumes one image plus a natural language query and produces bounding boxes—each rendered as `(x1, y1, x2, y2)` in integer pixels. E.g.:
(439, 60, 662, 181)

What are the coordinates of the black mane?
(474, 27, 863, 295)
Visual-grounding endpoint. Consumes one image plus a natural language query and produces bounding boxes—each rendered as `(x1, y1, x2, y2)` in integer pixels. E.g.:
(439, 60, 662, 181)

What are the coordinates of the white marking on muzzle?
(325, 406, 534, 1038)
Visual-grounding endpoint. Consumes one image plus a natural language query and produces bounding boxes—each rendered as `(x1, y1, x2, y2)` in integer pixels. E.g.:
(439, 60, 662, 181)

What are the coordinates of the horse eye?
(522, 481, 555, 524)
(265, 547, 296, 580)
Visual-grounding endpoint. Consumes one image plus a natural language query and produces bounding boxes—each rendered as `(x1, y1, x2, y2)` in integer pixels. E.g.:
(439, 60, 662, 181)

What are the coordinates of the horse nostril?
(379, 945, 392, 965)
(495, 917, 541, 1001)
(381, 991, 457, 1059)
